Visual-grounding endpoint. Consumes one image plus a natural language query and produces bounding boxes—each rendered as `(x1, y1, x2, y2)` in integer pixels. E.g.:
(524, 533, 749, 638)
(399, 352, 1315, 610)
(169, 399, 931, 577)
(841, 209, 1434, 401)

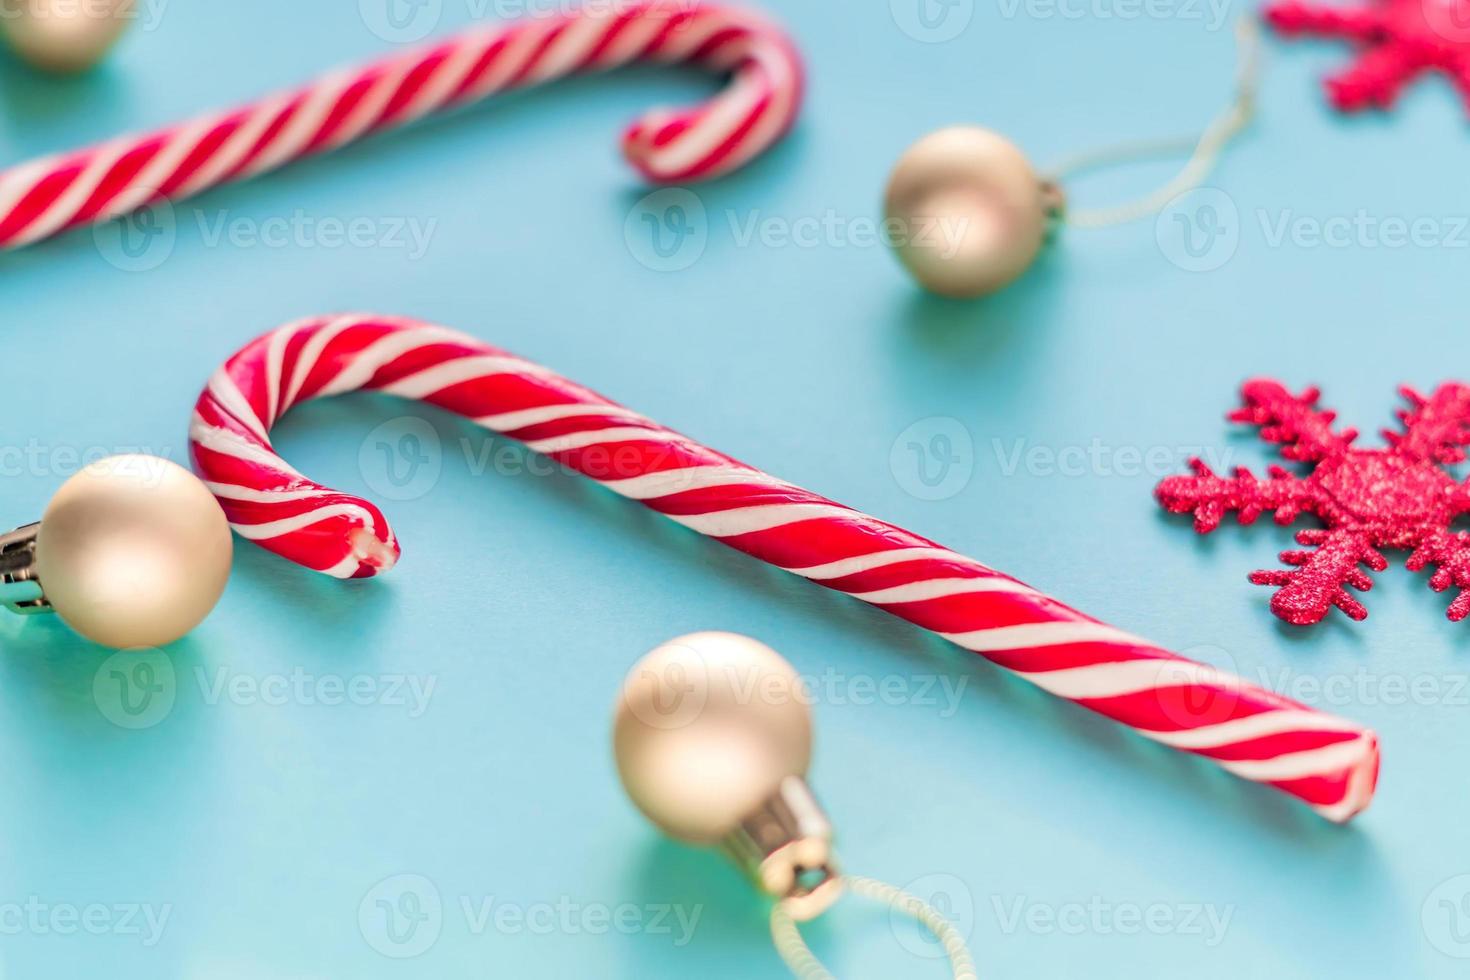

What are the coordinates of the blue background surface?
(3, 1, 1470, 977)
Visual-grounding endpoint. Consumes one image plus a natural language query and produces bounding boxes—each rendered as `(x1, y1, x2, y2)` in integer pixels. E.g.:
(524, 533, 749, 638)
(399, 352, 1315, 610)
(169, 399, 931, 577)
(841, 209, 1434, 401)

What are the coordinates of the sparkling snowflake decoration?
(1266, 0, 1470, 111)
(1156, 380, 1470, 625)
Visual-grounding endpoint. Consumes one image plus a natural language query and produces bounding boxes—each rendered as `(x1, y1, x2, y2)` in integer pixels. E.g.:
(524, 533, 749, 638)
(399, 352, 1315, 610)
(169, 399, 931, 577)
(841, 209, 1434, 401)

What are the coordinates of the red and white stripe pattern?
(192, 316, 1381, 822)
(0, 0, 802, 251)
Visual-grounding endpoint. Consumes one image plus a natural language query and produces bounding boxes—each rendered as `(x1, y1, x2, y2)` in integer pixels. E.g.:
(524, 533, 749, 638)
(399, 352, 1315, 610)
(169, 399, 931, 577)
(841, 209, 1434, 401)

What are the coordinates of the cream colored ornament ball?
(36, 455, 232, 649)
(1, 0, 135, 74)
(884, 125, 1056, 299)
(613, 632, 813, 844)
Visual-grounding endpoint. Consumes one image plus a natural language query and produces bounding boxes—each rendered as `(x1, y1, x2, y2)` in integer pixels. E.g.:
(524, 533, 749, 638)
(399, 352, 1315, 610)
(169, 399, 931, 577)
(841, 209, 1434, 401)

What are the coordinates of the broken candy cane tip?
(190, 316, 1382, 822)
(348, 528, 400, 578)
(1332, 732, 1379, 823)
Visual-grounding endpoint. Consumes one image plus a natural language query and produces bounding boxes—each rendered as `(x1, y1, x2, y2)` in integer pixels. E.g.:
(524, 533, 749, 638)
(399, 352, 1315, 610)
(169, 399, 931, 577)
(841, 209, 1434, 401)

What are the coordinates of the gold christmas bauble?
(36, 455, 232, 648)
(613, 632, 813, 844)
(1, 0, 135, 74)
(884, 125, 1053, 299)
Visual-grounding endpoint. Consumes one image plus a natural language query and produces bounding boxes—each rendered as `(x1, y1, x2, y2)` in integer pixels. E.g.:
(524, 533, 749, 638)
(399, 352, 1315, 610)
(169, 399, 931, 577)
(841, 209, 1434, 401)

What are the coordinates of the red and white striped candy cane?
(190, 315, 1381, 822)
(0, 0, 801, 250)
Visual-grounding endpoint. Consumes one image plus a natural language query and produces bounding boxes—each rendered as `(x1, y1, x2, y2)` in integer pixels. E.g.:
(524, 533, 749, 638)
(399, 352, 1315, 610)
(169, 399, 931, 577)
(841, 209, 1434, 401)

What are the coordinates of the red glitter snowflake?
(1266, 0, 1470, 111)
(1156, 380, 1470, 625)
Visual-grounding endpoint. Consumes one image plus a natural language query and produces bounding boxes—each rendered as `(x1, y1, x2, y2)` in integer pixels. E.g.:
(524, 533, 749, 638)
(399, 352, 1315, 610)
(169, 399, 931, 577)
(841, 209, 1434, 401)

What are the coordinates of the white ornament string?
(1047, 17, 1261, 229)
(769, 875, 978, 980)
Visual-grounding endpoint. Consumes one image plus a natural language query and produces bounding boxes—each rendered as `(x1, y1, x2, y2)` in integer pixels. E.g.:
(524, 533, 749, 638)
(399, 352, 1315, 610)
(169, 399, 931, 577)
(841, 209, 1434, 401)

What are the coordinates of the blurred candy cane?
(0, 0, 802, 250)
(191, 315, 1381, 822)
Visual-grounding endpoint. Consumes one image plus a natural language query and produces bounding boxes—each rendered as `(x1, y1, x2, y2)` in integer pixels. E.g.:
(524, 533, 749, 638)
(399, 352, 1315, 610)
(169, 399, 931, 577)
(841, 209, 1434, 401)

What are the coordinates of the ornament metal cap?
(722, 775, 841, 920)
(0, 524, 47, 614)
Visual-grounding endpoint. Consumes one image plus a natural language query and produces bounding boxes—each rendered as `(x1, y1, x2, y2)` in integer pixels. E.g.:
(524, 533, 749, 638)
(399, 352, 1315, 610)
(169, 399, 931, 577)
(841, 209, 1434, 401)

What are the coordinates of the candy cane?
(0, 0, 802, 251)
(191, 315, 1381, 823)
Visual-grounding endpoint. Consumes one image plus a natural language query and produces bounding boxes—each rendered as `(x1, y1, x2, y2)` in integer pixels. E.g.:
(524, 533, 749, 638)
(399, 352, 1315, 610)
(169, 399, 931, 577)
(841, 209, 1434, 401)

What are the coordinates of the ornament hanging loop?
(770, 875, 979, 980)
(1046, 17, 1261, 228)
